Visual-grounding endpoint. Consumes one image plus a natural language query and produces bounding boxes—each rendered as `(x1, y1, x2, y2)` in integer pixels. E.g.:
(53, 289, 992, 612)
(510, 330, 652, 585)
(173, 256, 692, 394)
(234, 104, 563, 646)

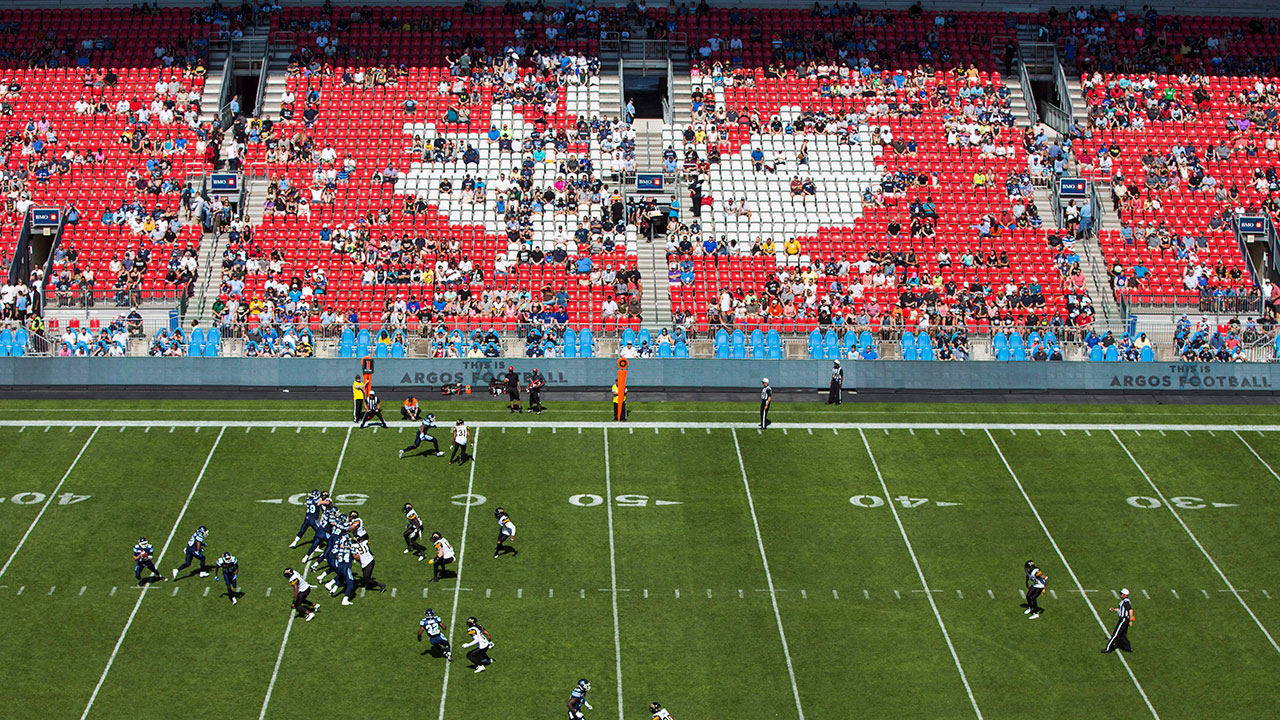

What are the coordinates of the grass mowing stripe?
(1233, 430, 1280, 484)
(81, 427, 225, 720)
(603, 429, 624, 720)
(260, 426, 352, 720)
(731, 428, 805, 720)
(438, 427, 480, 720)
(0, 426, 99, 579)
(985, 430, 1160, 719)
(859, 429, 982, 720)
(1111, 430, 1280, 656)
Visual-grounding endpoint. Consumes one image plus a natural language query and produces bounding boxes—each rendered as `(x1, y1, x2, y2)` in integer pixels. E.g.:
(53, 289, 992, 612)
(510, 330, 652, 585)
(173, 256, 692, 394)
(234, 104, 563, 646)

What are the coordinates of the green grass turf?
(0, 404, 1278, 719)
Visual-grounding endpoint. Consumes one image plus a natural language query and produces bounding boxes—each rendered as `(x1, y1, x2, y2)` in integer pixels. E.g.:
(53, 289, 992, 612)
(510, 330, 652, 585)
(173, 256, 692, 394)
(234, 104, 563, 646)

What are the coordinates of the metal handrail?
(253, 44, 270, 117)
(1053, 55, 1075, 126)
(1016, 56, 1040, 128)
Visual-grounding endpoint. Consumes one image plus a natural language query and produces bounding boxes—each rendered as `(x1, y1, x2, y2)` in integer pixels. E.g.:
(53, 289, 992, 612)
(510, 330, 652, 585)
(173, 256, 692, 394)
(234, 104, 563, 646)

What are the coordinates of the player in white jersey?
(462, 616, 494, 673)
(283, 567, 318, 621)
(1024, 560, 1047, 619)
(493, 507, 518, 558)
(428, 531, 455, 582)
(351, 536, 386, 593)
(448, 420, 470, 465)
(649, 701, 674, 719)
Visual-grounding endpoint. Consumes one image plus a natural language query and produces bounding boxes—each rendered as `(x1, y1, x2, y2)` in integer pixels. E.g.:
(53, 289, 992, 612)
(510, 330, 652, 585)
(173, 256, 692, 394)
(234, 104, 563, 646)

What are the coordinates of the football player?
(567, 678, 592, 719)
(214, 552, 240, 605)
(448, 420, 470, 464)
(649, 701, 673, 719)
(325, 535, 356, 605)
(399, 413, 445, 459)
(403, 503, 428, 559)
(529, 367, 547, 414)
(301, 493, 333, 562)
(284, 567, 318, 621)
(417, 608, 452, 660)
(493, 507, 518, 559)
(352, 534, 386, 593)
(290, 489, 323, 549)
(173, 525, 210, 580)
(311, 509, 345, 572)
(348, 510, 368, 543)
(427, 531, 455, 582)
(1024, 560, 1048, 619)
(462, 616, 494, 673)
(132, 537, 166, 586)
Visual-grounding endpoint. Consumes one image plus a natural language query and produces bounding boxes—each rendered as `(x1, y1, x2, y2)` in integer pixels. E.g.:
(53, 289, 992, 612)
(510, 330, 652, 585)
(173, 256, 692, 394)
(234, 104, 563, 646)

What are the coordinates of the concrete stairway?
(597, 57, 622, 120)
(635, 229, 672, 328)
(188, 224, 227, 324)
(198, 47, 231, 124)
(255, 48, 292, 120)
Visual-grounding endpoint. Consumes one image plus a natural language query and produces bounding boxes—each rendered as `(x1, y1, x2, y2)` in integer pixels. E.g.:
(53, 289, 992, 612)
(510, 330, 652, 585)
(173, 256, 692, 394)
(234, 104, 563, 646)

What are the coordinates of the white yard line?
(438, 427, 480, 720)
(5, 407, 1280, 417)
(260, 426, 352, 720)
(1233, 431, 1280, 485)
(859, 429, 982, 719)
(10, 420, 1280, 431)
(731, 428, 805, 720)
(81, 427, 225, 719)
(602, 429, 625, 720)
(0, 426, 99, 578)
(985, 431, 1160, 719)
(1111, 431, 1280, 655)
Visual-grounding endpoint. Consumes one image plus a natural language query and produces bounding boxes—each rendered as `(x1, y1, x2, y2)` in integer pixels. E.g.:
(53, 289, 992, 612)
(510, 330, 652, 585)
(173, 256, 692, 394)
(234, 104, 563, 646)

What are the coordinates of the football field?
(1, 400, 1278, 719)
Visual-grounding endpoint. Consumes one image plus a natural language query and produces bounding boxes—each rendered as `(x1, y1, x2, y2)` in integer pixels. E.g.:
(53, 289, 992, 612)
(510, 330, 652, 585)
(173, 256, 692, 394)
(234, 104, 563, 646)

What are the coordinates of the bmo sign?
(31, 207, 61, 228)
(210, 173, 240, 194)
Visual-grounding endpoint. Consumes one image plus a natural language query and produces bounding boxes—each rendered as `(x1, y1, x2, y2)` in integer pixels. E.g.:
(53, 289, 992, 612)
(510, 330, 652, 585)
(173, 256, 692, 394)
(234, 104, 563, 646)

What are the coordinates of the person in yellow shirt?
(784, 237, 801, 256)
(612, 381, 626, 421)
(351, 375, 366, 423)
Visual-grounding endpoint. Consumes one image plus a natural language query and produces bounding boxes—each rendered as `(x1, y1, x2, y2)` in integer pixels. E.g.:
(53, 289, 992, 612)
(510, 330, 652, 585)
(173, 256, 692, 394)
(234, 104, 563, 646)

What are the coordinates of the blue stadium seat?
(374, 343, 389, 358)
(902, 347, 917, 361)
(579, 339, 594, 358)
(917, 332, 933, 349)
(731, 344, 746, 359)
(1009, 332, 1024, 348)
(579, 329, 594, 347)
(638, 329, 652, 347)
(340, 327, 354, 346)
(674, 342, 689, 358)
(356, 328, 371, 350)
(859, 330, 873, 351)
(621, 328, 635, 347)
(716, 328, 730, 346)
(9, 342, 22, 357)
(824, 345, 841, 360)
(0, 344, 8, 357)
(995, 347, 1010, 361)
(822, 330, 838, 350)
(918, 345, 934, 361)
(564, 342, 578, 358)
(190, 329, 205, 348)
(765, 329, 780, 347)
(749, 328, 764, 353)
(1140, 346, 1154, 362)
(391, 343, 405, 358)
(187, 341, 203, 357)
(1011, 346, 1027, 361)
(1044, 331, 1057, 347)
(204, 340, 220, 357)
(716, 344, 731, 359)
(993, 333, 1007, 350)
(1028, 331, 1041, 347)
(563, 328, 577, 348)
(767, 345, 782, 360)
(1090, 345, 1104, 362)
(657, 343, 673, 358)
(731, 328, 746, 347)
(901, 331, 916, 349)
(0, 329, 11, 347)
(339, 342, 354, 358)
(807, 342, 822, 359)
(1104, 346, 1119, 362)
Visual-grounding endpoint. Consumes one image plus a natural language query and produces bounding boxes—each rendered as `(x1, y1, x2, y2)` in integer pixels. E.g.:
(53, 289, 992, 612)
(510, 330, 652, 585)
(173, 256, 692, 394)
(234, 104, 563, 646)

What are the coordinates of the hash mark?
(204, 587, 209, 597)
(643, 589, 649, 598)
(654, 427, 659, 435)
(486, 588, 491, 598)
(110, 586, 117, 596)
(1049, 589, 1057, 600)
(832, 589, 839, 599)
(296, 427, 301, 434)
(956, 590, 963, 599)
(391, 588, 397, 597)
(1085, 430, 1091, 436)
(1171, 589, 1180, 599)
(1111, 590, 1119, 599)
(708, 589, 713, 599)
(1160, 430, 1166, 436)
(266, 587, 272, 597)
(909, 429, 914, 435)
(1262, 590, 1271, 599)
(833, 429, 838, 435)
(49, 586, 56, 595)
(580, 589, 585, 599)
(171, 586, 178, 596)
(79, 586, 87, 596)
(893, 589, 900, 599)
(517, 588, 522, 599)
(1059, 430, 1066, 436)
(1010, 430, 1016, 436)
(988, 589, 995, 599)
(1208, 430, 1216, 437)
(782, 429, 788, 435)
(1202, 589, 1210, 599)
(800, 589, 806, 599)
(959, 429, 965, 435)
(1142, 589, 1150, 599)
(245, 427, 251, 433)
(549, 589, 554, 598)
(119, 426, 125, 433)
(17, 586, 24, 595)
(1035, 429, 1041, 436)
(808, 428, 813, 435)
(674, 589, 680, 599)
(1135, 431, 1141, 437)
(423, 588, 429, 598)
(552, 428, 556, 434)
(681, 428, 685, 434)
(738, 589, 744, 598)
(863, 590, 869, 599)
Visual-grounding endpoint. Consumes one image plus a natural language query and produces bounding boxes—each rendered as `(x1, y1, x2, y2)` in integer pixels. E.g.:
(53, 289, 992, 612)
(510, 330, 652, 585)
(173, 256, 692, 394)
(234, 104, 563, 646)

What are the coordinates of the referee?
(758, 377, 773, 429)
(827, 361, 843, 405)
(504, 366, 522, 413)
(1102, 588, 1134, 653)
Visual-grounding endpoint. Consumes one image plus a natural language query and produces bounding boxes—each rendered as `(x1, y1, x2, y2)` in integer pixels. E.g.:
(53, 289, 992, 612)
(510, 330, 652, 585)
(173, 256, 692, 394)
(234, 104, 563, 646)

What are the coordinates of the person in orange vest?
(401, 396, 421, 421)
